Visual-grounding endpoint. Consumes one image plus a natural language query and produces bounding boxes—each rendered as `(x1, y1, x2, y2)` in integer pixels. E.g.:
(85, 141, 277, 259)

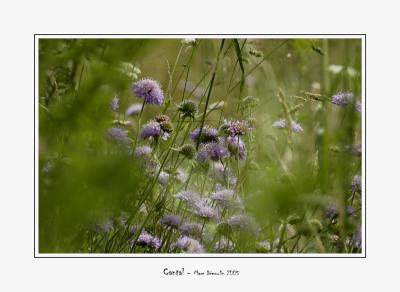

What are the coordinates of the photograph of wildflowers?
(38, 37, 363, 254)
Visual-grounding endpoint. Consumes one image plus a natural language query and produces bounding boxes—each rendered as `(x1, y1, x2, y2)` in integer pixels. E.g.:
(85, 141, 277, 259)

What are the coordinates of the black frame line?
(34, 34, 366, 259)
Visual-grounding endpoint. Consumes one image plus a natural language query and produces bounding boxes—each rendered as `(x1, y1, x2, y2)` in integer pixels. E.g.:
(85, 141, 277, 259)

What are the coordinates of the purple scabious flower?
(355, 101, 362, 112)
(331, 92, 353, 106)
(126, 103, 143, 116)
(161, 214, 182, 229)
(190, 126, 219, 144)
(221, 120, 252, 137)
(346, 206, 356, 217)
(226, 136, 246, 160)
(140, 121, 161, 139)
(211, 189, 235, 208)
(272, 119, 286, 129)
(187, 238, 205, 253)
(135, 231, 162, 249)
(193, 200, 220, 220)
(352, 175, 362, 193)
(197, 141, 229, 163)
(133, 78, 164, 105)
(174, 190, 200, 206)
(134, 145, 152, 159)
(110, 96, 119, 112)
(107, 127, 131, 148)
(175, 236, 191, 250)
(179, 222, 203, 237)
(291, 121, 303, 133)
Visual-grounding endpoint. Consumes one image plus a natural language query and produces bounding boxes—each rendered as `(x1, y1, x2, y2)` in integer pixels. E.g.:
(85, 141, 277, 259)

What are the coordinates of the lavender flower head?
(110, 96, 119, 112)
(140, 121, 161, 139)
(324, 206, 338, 219)
(221, 120, 252, 137)
(211, 189, 235, 207)
(331, 92, 353, 106)
(161, 214, 182, 229)
(226, 136, 246, 160)
(193, 200, 220, 220)
(175, 236, 191, 249)
(352, 175, 362, 193)
(133, 78, 164, 105)
(190, 126, 218, 144)
(126, 103, 143, 116)
(174, 190, 200, 206)
(134, 145, 152, 159)
(106, 127, 131, 148)
(291, 121, 303, 133)
(273, 119, 286, 129)
(179, 221, 203, 237)
(135, 231, 162, 249)
(197, 141, 229, 163)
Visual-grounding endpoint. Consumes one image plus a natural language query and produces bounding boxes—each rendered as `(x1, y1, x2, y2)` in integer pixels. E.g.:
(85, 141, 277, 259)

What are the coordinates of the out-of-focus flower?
(179, 222, 203, 237)
(190, 126, 219, 144)
(331, 92, 353, 106)
(126, 103, 143, 116)
(193, 200, 220, 220)
(175, 169, 187, 183)
(158, 171, 169, 186)
(134, 145, 152, 159)
(161, 214, 182, 229)
(197, 141, 229, 163)
(110, 96, 119, 112)
(346, 206, 356, 217)
(175, 236, 191, 249)
(226, 136, 246, 160)
(220, 120, 252, 137)
(291, 121, 303, 133)
(174, 190, 200, 206)
(211, 189, 235, 208)
(134, 231, 162, 249)
(352, 175, 362, 193)
(272, 119, 286, 129)
(106, 127, 131, 149)
(133, 78, 164, 105)
(140, 121, 161, 139)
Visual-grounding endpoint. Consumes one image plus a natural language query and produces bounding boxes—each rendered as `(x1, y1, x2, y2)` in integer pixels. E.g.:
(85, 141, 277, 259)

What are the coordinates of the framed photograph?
(35, 35, 365, 258)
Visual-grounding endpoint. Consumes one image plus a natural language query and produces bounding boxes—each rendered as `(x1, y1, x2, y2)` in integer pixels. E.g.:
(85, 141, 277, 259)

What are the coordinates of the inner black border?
(34, 34, 366, 259)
